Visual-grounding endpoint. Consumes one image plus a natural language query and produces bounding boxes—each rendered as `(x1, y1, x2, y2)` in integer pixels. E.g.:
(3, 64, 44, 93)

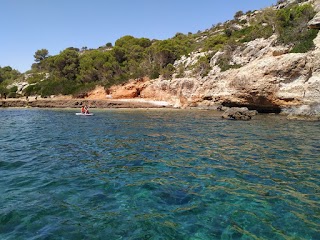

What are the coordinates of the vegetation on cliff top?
(0, 0, 318, 98)
(0, 66, 22, 97)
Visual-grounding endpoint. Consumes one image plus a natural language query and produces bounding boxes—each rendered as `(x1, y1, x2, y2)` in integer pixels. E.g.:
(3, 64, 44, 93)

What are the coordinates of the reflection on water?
(0, 108, 319, 239)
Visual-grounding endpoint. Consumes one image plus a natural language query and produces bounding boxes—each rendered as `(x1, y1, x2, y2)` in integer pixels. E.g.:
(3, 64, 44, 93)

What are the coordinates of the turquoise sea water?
(0, 108, 319, 240)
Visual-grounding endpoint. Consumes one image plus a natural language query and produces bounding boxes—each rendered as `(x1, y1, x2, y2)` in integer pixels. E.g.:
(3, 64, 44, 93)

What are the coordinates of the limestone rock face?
(109, 30, 320, 114)
(231, 35, 280, 66)
(109, 1, 320, 116)
(313, 0, 320, 12)
(286, 104, 320, 121)
(308, 12, 320, 29)
(109, 78, 149, 99)
(140, 45, 315, 112)
(141, 78, 200, 108)
(85, 86, 107, 99)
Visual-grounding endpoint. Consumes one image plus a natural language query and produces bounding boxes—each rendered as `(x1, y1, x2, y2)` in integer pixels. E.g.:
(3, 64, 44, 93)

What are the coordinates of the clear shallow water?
(0, 108, 319, 240)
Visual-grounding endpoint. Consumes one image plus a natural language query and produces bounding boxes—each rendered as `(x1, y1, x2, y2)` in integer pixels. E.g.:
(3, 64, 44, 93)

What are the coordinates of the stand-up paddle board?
(75, 113, 94, 116)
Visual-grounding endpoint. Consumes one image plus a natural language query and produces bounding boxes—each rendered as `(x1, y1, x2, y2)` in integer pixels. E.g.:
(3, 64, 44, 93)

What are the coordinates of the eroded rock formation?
(105, 1, 320, 118)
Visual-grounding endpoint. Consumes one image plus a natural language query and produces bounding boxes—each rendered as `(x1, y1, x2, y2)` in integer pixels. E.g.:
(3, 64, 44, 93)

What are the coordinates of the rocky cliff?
(108, 0, 320, 116)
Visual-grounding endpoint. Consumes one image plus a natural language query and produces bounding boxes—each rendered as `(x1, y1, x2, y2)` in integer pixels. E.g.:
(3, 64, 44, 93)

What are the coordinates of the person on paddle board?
(81, 106, 86, 114)
(84, 105, 90, 114)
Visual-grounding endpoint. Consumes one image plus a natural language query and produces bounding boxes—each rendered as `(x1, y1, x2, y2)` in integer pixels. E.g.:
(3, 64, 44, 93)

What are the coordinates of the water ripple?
(0, 109, 319, 239)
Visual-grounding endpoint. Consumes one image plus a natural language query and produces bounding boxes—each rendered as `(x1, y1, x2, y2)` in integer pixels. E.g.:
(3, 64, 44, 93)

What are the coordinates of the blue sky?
(1, 0, 277, 73)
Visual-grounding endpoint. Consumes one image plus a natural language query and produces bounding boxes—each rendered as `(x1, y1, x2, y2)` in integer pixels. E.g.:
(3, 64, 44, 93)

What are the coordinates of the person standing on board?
(84, 105, 90, 114)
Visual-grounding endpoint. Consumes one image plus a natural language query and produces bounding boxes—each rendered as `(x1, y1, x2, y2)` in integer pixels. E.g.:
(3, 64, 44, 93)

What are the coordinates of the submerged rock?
(156, 186, 193, 205)
(158, 189, 192, 205)
(222, 107, 258, 121)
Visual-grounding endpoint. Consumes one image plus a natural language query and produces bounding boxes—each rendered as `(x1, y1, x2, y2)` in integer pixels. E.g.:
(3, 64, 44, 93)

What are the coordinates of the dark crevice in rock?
(222, 101, 281, 113)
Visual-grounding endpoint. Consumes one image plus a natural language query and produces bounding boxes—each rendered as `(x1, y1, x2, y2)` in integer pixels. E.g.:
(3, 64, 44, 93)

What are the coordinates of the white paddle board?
(75, 113, 94, 116)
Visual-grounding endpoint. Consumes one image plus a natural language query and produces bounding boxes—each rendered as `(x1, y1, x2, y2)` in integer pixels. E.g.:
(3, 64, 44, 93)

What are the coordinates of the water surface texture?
(0, 109, 319, 239)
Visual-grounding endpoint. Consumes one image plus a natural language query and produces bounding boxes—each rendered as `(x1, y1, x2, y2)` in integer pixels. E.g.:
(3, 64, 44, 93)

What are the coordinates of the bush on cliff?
(26, 73, 47, 84)
(193, 55, 212, 77)
(203, 35, 228, 52)
(161, 64, 175, 79)
(0, 66, 21, 87)
(290, 29, 318, 53)
(276, 3, 317, 52)
(23, 84, 41, 96)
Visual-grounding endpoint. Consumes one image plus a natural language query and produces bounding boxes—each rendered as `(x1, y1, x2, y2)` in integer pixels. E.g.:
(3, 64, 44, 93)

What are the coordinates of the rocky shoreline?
(0, 99, 170, 109)
(2, 98, 320, 121)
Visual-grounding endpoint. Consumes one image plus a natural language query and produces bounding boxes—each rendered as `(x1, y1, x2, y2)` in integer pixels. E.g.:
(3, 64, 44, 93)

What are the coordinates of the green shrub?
(234, 11, 244, 19)
(0, 66, 21, 84)
(23, 84, 41, 96)
(9, 86, 18, 93)
(203, 35, 228, 51)
(33, 77, 79, 97)
(148, 66, 160, 79)
(217, 57, 242, 72)
(193, 56, 212, 77)
(161, 64, 175, 79)
(27, 73, 46, 84)
(290, 29, 318, 53)
(225, 28, 233, 37)
(277, 0, 286, 4)
(0, 85, 8, 95)
(176, 64, 186, 78)
(276, 3, 317, 52)
(236, 25, 273, 43)
(217, 48, 242, 72)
